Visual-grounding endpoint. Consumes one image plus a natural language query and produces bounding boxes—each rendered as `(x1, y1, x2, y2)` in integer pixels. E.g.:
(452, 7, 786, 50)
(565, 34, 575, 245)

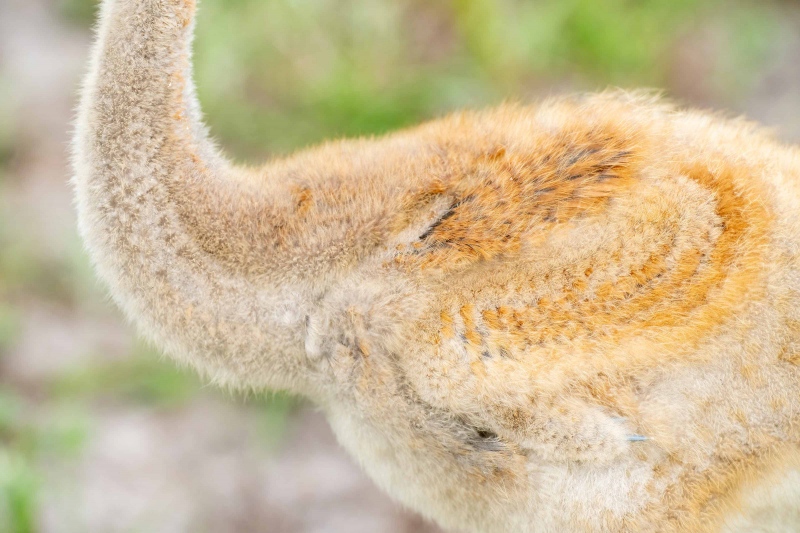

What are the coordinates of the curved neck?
(73, 0, 314, 393)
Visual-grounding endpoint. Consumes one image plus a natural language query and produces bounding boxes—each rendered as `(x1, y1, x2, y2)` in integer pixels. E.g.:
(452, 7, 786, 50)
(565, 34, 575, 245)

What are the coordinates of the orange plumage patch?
(399, 121, 640, 271)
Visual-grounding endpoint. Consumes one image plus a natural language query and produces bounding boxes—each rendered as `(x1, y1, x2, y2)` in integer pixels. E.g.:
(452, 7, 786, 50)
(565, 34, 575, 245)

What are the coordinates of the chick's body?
(302, 99, 800, 532)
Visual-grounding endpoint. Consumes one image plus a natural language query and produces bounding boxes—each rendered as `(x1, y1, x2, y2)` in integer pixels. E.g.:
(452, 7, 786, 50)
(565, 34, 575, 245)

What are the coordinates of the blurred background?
(0, 0, 799, 531)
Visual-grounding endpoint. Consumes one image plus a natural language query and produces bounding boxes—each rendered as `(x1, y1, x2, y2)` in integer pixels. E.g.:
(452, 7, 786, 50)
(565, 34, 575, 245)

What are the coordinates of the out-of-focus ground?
(0, 0, 798, 531)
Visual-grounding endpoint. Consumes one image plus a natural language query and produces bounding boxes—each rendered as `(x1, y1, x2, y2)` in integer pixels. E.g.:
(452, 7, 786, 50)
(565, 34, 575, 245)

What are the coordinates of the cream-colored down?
(72, 1, 800, 532)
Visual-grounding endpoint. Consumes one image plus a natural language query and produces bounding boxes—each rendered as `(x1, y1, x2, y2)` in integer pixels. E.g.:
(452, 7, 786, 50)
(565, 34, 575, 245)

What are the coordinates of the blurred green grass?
(0, 391, 88, 533)
(58, 0, 777, 158)
(1, 0, 785, 530)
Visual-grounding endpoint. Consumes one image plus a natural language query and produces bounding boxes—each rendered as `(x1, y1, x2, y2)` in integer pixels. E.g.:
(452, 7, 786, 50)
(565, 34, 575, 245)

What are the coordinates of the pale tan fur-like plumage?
(72, 1, 800, 531)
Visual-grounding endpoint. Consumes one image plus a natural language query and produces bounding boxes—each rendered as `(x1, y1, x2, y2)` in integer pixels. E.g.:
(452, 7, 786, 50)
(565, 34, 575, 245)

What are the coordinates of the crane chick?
(72, 1, 800, 531)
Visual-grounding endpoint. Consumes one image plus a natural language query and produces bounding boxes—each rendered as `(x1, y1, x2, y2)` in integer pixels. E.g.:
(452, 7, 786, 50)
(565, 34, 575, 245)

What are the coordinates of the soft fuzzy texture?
(72, 1, 800, 531)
